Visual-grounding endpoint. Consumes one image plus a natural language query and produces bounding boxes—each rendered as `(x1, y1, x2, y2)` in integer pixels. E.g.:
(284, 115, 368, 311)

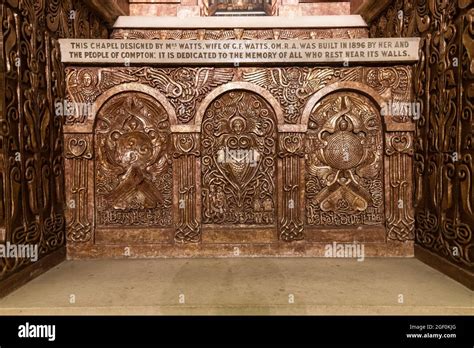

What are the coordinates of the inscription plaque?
(60, 38, 421, 65)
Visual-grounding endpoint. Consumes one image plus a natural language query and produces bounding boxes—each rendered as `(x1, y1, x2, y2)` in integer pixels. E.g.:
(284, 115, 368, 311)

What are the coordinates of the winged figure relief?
(65, 68, 139, 124)
(66, 68, 139, 104)
(135, 67, 234, 123)
(242, 68, 338, 123)
(365, 67, 411, 102)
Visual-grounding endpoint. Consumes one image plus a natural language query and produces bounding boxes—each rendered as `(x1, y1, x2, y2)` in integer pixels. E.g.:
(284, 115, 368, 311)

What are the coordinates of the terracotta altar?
(63, 16, 417, 259)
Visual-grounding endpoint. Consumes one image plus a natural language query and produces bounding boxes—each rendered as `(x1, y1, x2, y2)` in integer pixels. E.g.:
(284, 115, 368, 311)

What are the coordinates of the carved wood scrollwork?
(111, 28, 369, 40)
(305, 92, 385, 227)
(1, 0, 108, 280)
(201, 90, 277, 225)
(370, 0, 473, 269)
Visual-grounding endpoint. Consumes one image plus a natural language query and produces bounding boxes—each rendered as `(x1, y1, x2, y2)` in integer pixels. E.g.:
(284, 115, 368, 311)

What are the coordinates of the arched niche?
(200, 89, 278, 226)
(93, 91, 174, 229)
(303, 85, 386, 230)
(301, 81, 389, 133)
(194, 81, 284, 131)
(71, 83, 178, 134)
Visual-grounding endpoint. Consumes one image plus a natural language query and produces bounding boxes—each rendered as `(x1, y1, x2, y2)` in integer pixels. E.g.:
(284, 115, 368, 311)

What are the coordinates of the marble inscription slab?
(59, 38, 420, 65)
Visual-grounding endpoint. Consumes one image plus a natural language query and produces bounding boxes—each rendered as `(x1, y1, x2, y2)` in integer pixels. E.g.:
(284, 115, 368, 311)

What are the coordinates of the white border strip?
(113, 15, 368, 29)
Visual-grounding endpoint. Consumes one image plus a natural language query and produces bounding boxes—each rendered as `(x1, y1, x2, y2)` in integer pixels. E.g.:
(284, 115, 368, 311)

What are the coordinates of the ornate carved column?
(64, 134, 94, 243)
(277, 132, 304, 241)
(172, 132, 201, 243)
(385, 131, 415, 241)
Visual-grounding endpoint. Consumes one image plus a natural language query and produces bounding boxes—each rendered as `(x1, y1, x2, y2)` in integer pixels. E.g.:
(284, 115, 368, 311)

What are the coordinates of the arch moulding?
(301, 81, 390, 133)
(193, 81, 285, 131)
(66, 83, 179, 134)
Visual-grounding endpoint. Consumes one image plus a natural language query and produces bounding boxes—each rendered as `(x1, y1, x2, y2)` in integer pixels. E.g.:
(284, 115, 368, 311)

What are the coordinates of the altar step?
(0, 258, 471, 315)
(214, 10, 267, 16)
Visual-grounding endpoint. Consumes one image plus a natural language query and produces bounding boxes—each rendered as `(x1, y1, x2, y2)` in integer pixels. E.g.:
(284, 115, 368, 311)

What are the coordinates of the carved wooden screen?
(201, 90, 277, 225)
(305, 92, 384, 227)
(94, 92, 173, 228)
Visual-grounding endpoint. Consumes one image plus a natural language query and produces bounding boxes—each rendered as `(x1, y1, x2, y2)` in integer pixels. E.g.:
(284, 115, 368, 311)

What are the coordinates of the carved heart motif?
(215, 147, 260, 199)
(66, 138, 92, 159)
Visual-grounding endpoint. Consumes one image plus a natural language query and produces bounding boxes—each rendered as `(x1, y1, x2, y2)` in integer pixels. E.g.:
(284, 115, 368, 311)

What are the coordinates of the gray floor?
(0, 258, 472, 315)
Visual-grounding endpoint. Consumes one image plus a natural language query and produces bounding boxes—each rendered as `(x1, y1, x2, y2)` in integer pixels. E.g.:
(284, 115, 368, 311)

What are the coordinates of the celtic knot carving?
(65, 134, 93, 243)
(279, 133, 304, 241)
(1, 0, 108, 277)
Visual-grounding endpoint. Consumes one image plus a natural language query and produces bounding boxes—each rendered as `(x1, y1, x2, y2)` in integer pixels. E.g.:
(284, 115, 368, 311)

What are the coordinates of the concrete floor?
(0, 258, 472, 315)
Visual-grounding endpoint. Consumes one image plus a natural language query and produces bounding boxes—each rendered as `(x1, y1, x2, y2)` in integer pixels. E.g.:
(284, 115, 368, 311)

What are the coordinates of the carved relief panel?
(94, 92, 173, 227)
(305, 92, 385, 227)
(201, 90, 277, 225)
(62, 65, 416, 256)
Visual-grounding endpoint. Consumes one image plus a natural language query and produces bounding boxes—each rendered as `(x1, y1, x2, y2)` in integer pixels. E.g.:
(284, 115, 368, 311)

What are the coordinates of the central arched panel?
(201, 90, 277, 228)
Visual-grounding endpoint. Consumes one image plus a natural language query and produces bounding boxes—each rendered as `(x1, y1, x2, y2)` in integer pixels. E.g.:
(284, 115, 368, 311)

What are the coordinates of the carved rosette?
(201, 90, 277, 225)
(172, 133, 201, 243)
(278, 133, 305, 241)
(64, 134, 93, 243)
(305, 92, 385, 227)
(385, 132, 415, 241)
